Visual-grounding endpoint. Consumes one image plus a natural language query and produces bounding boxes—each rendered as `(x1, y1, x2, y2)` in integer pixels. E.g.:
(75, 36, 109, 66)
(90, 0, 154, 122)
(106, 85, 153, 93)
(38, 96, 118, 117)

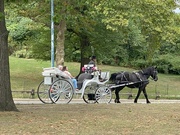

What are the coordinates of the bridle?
(151, 70, 158, 81)
(141, 68, 158, 81)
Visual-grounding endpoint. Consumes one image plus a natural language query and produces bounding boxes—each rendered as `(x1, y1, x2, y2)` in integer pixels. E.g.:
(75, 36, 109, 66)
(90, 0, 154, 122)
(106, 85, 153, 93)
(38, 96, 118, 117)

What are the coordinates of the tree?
(18, 0, 108, 68)
(0, 0, 18, 111)
(6, 0, 180, 70)
(17, 0, 69, 66)
(95, 0, 180, 62)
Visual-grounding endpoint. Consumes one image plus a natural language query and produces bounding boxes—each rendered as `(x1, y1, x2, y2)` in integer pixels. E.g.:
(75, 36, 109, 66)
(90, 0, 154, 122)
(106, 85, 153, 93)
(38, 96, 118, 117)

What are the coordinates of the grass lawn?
(0, 104, 180, 135)
(2, 57, 180, 135)
(9, 56, 180, 99)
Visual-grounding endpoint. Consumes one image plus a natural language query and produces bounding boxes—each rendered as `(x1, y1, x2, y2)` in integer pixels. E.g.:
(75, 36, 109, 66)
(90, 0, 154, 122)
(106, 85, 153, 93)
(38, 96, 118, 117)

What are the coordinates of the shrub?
(152, 54, 180, 75)
(130, 59, 148, 69)
(127, 55, 180, 75)
(12, 49, 33, 59)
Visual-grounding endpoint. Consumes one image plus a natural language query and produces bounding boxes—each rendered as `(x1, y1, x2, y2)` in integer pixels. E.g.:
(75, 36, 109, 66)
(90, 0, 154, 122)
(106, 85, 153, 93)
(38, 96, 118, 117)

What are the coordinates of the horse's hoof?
(114, 99, 121, 103)
(134, 100, 137, 103)
(147, 101, 151, 104)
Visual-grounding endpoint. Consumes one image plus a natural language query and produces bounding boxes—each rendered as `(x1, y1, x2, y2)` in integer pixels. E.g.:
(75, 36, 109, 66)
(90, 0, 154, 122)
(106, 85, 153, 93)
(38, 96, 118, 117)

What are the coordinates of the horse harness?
(133, 71, 143, 81)
(117, 71, 143, 82)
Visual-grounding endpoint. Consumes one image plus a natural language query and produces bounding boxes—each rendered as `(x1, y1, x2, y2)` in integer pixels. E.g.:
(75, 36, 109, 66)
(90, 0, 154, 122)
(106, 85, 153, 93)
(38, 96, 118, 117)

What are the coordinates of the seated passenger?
(62, 66, 78, 90)
(57, 65, 70, 79)
(58, 65, 63, 71)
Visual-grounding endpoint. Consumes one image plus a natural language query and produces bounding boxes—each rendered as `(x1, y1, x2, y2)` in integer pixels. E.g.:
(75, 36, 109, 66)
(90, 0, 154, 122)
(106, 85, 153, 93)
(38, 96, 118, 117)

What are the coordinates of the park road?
(13, 98, 180, 104)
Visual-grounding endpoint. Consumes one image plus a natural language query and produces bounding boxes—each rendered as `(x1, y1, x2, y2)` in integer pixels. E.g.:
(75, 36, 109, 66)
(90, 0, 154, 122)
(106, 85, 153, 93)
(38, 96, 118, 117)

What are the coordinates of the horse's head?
(147, 66, 158, 81)
(142, 66, 158, 81)
(151, 66, 158, 81)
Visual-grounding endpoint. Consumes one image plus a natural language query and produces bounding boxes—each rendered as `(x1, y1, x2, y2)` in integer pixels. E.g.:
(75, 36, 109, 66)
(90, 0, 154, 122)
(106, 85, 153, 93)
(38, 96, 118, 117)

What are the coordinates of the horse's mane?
(141, 66, 156, 75)
(109, 73, 118, 82)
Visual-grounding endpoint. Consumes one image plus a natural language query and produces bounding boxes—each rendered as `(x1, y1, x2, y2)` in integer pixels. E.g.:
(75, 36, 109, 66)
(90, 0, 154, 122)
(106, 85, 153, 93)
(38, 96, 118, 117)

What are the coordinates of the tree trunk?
(0, 0, 18, 111)
(76, 35, 91, 77)
(55, 20, 66, 67)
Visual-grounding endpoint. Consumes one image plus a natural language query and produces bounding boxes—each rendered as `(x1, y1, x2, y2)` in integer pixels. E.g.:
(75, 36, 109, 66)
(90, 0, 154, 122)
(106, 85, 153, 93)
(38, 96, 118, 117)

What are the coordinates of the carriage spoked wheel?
(49, 79, 74, 104)
(95, 86, 112, 104)
(37, 80, 53, 104)
(83, 82, 99, 104)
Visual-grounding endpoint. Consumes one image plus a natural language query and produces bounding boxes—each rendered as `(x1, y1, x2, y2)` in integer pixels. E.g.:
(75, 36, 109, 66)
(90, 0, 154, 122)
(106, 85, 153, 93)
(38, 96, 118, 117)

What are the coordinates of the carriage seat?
(77, 73, 92, 89)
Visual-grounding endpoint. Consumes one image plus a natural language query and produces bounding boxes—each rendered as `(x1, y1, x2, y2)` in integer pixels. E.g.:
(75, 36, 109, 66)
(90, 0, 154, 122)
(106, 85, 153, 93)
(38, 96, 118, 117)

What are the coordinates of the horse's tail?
(115, 71, 129, 84)
(109, 73, 118, 82)
(110, 72, 124, 82)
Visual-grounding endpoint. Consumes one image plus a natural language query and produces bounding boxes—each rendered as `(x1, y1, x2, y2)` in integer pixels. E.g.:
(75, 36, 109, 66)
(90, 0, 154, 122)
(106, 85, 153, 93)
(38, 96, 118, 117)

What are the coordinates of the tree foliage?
(5, 0, 180, 74)
(95, 0, 180, 61)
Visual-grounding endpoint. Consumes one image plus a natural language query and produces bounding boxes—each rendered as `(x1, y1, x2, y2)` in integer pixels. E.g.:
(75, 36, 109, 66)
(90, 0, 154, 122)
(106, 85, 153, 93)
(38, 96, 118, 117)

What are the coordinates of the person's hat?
(92, 56, 96, 59)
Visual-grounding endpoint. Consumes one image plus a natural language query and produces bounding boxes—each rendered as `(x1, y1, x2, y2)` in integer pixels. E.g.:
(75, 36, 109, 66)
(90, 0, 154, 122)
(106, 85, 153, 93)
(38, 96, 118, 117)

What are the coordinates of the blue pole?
(51, 0, 54, 67)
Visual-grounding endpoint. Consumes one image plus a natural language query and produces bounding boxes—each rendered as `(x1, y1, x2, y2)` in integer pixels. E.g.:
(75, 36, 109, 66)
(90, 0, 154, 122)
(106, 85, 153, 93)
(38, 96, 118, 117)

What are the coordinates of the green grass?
(9, 56, 180, 99)
(0, 104, 180, 134)
(4, 57, 180, 135)
(9, 57, 133, 91)
(10, 57, 49, 91)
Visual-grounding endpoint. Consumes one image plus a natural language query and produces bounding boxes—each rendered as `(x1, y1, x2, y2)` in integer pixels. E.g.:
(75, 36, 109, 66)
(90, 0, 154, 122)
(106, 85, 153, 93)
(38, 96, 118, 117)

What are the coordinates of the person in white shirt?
(57, 65, 70, 79)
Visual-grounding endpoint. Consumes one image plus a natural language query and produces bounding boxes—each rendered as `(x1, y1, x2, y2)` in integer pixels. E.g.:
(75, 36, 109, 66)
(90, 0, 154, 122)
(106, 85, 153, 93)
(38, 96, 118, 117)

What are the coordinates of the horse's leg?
(114, 87, 124, 103)
(115, 88, 121, 103)
(134, 88, 142, 103)
(142, 88, 151, 104)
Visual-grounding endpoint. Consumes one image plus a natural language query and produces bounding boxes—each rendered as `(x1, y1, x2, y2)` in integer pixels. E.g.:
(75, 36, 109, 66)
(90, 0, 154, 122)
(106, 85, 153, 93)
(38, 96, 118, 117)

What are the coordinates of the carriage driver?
(88, 56, 98, 70)
(89, 56, 103, 80)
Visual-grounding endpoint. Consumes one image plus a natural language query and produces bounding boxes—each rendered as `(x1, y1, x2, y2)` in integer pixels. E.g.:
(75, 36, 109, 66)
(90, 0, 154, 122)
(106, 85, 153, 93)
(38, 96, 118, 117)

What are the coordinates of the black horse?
(110, 66, 158, 103)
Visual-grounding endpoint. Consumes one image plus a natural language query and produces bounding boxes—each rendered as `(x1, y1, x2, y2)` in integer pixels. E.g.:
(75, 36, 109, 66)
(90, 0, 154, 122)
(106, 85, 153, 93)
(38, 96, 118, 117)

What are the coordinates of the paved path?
(13, 98, 180, 104)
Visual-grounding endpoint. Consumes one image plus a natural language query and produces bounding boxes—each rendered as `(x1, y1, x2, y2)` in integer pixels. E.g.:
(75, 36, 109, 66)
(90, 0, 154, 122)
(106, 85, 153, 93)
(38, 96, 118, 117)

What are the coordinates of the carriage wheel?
(37, 80, 53, 104)
(83, 82, 98, 104)
(49, 79, 74, 104)
(95, 86, 112, 104)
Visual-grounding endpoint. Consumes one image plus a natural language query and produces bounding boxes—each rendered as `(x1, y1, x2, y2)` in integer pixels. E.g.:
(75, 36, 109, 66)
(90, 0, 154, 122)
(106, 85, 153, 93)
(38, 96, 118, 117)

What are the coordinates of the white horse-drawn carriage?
(37, 65, 112, 104)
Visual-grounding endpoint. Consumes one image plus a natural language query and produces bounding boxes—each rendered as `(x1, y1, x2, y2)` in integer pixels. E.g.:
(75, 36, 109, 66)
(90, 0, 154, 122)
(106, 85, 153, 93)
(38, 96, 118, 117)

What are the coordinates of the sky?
(173, 7, 180, 13)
